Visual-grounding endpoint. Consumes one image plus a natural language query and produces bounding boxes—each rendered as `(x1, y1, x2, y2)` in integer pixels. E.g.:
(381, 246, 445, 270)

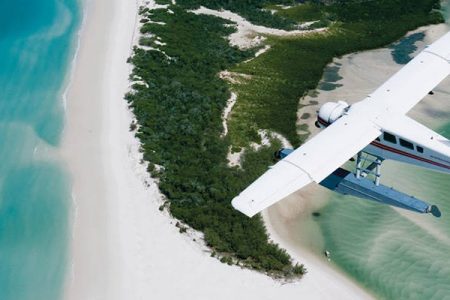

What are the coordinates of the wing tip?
(231, 196, 258, 218)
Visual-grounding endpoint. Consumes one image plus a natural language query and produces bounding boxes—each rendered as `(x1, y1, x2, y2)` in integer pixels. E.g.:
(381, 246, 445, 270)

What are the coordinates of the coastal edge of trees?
(126, 0, 442, 277)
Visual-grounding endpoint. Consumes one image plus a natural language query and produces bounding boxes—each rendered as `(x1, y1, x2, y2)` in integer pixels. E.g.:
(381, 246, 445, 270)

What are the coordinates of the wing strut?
(355, 152, 384, 186)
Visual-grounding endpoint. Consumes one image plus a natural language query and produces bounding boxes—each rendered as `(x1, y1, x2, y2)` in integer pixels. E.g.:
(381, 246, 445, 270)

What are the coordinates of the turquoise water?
(319, 64, 343, 91)
(389, 32, 425, 64)
(314, 4, 450, 299)
(0, 0, 80, 299)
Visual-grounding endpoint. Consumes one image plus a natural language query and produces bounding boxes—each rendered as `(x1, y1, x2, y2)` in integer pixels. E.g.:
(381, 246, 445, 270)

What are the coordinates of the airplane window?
(383, 132, 397, 144)
(417, 146, 424, 153)
(399, 138, 414, 150)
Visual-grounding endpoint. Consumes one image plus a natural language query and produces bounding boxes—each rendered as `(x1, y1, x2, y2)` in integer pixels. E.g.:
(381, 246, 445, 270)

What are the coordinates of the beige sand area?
(61, 0, 375, 299)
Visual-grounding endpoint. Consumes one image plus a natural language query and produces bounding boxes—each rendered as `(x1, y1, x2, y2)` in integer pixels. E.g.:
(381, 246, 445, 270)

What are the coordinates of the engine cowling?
(316, 101, 349, 128)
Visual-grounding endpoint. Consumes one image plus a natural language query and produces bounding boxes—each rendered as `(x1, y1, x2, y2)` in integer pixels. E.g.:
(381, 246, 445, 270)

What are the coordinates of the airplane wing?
(232, 114, 381, 217)
(232, 31, 450, 218)
(367, 31, 450, 114)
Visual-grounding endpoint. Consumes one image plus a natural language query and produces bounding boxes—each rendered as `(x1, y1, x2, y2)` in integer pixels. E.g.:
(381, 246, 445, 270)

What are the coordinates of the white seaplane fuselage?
(317, 101, 450, 175)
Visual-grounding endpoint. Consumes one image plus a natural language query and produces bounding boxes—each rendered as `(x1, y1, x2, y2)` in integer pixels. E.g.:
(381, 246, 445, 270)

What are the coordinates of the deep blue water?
(0, 0, 80, 299)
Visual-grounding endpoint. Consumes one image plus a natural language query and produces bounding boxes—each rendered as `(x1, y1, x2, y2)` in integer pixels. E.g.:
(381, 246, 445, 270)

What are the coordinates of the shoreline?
(60, 0, 86, 114)
(62, 0, 139, 297)
(62, 0, 378, 299)
(262, 209, 374, 299)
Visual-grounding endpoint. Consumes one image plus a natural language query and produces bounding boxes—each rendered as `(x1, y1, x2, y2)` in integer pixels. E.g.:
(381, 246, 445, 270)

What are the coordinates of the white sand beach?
(62, 0, 375, 299)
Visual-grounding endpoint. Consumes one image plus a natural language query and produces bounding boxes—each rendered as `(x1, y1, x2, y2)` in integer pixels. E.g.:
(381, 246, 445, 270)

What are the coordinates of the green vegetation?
(177, 0, 298, 29)
(154, 0, 173, 5)
(269, 2, 326, 22)
(227, 0, 443, 148)
(127, 0, 442, 278)
(127, 6, 304, 277)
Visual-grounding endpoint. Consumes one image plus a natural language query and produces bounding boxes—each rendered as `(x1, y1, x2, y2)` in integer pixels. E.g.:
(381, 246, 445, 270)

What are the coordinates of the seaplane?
(232, 31, 450, 218)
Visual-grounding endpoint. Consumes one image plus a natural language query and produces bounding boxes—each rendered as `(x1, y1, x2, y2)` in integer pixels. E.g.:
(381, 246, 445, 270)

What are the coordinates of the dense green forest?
(228, 0, 443, 148)
(127, 0, 442, 277)
(129, 5, 304, 276)
(176, 0, 298, 29)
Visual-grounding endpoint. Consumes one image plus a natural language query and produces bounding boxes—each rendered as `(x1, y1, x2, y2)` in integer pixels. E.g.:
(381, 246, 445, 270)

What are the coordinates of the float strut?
(375, 158, 382, 186)
(356, 152, 363, 179)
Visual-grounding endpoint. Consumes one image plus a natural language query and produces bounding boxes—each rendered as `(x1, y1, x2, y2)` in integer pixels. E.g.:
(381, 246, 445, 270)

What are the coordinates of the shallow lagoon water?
(0, 0, 80, 299)
(313, 5, 450, 299)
